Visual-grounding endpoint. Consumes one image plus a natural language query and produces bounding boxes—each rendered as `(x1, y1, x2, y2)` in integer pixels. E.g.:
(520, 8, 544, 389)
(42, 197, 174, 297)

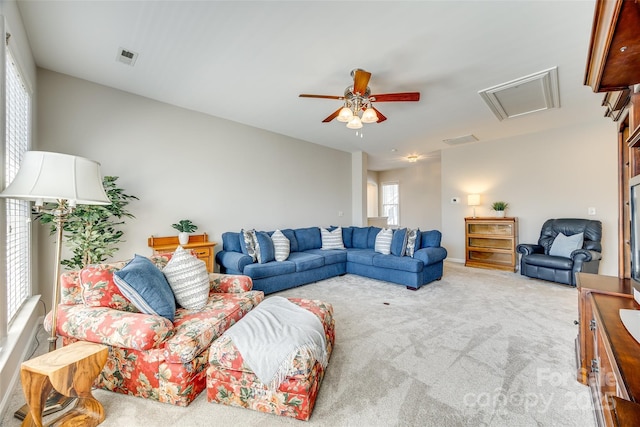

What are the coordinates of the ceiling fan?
(299, 69, 420, 129)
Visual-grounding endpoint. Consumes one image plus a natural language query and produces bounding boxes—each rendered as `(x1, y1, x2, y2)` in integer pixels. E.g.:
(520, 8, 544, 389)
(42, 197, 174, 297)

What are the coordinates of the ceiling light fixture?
(407, 155, 419, 163)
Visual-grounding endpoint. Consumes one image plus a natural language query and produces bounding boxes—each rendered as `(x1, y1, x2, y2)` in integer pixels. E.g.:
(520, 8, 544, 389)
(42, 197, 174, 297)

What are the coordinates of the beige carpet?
(2, 262, 595, 426)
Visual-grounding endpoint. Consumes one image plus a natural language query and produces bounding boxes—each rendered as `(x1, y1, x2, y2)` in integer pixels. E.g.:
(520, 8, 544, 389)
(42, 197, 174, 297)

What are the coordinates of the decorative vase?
(178, 232, 189, 245)
(496, 210, 506, 218)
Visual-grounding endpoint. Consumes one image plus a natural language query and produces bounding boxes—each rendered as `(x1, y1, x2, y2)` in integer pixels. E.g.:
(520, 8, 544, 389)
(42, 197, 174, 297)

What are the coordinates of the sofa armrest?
(216, 251, 253, 273)
(516, 244, 544, 256)
(209, 273, 253, 293)
(571, 249, 602, 271)
(413, 246, 447, 266)
(45, 304, 174, 351)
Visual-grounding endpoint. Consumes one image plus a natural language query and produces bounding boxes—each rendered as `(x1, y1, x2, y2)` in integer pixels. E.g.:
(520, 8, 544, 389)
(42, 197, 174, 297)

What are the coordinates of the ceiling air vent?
(443, 134, 478, 145)
(116, 47, 138, 66)
(478, 67, 560, 121)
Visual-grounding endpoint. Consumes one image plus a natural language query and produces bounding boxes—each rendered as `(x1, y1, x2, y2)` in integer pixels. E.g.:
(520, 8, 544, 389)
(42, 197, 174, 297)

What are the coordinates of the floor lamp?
(0, 151, 110, 419)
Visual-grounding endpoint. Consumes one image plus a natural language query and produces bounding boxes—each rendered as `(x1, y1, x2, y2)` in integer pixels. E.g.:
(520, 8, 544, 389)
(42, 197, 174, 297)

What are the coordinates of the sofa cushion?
(271, 229, 290, 261)
(280, 229, 299, 253)
(421, 230, 442, 248)
(346, 249, 376, 266)
(113, 255, 177, 322)
(244, 261, 296, 279)
(342, 226, 354, 248)
(321, 227, 345, 249)
(240, 229, 259, 263)
(352, 227, 369, 249)
(405, 228, 421, 257)
(523, 253, 573, 269)
(80, 261, 139, 312)
(368, 227, 382, 249)
(294, 227, 322, 252)
(374, 228, 393, 255)
(391, 228, 408, 256)
(256, 231, 275, 264)
(305, 248, 347, 265)
(549, 232, 584, 258)
(222, 232, 242, 253)
(163, 246, 210, 310)
(288, 252, 325, 272)
(373, 253, 423, 273)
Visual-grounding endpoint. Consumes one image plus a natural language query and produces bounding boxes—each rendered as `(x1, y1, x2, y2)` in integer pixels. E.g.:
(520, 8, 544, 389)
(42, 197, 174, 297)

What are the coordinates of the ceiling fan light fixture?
(346, 115, 363, 129)
(361, 106, 378, 123)
(337, 106, 354, 122)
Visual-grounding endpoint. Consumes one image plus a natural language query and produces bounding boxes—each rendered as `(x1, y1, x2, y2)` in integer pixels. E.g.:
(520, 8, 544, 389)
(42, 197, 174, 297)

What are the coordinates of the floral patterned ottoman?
(206, 298, 335, 420)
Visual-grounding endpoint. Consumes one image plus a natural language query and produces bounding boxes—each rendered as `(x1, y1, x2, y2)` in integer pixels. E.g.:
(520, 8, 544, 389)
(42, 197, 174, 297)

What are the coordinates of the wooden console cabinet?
(576, 272, 640, 426)
(148, 233, 216, 272)
(464, 217, 517, 272)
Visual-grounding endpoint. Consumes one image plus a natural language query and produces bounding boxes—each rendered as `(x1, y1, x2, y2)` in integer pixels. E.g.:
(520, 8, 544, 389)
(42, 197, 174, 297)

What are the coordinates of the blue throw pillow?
(352, 227, 369, 249)
(255, 231, 275, 264)
(391, 228, 408, 257)
(113, 255, 176, 321)
(342, 226, 354, 248)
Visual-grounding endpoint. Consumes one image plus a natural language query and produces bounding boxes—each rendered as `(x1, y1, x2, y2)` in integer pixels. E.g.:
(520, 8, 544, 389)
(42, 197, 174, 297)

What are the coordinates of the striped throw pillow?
(162, 246, 210, 309)
(321, 227, 345, 250)
(271, 229, 290, 262)
(374, 228, 393, 255)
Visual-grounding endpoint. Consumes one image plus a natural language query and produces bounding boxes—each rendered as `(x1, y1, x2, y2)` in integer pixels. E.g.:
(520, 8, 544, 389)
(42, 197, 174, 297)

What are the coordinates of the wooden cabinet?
(464, 217, 517, 272)
(576, 273, 640, 426)
(148, 233, 216, 272)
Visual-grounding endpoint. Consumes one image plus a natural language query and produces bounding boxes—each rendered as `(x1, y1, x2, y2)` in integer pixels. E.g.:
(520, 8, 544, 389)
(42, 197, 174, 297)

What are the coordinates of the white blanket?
(224, 296, 328, 390)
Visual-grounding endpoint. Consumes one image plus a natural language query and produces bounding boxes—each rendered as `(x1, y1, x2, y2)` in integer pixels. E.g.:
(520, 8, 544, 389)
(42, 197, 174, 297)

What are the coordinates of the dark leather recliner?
(516, 218, 602, 286)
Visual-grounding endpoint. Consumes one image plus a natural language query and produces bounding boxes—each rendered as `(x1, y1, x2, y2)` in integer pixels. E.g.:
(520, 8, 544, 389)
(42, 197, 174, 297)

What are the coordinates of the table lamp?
(468, 194, 481, 218)
(0, 151, 110, 418)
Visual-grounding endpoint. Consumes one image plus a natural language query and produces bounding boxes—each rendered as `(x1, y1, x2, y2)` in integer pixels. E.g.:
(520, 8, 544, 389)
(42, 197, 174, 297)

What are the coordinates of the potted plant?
(34, 176, 138, 269)
(172, 219, 198, 245)
(491, 201, 509, 218)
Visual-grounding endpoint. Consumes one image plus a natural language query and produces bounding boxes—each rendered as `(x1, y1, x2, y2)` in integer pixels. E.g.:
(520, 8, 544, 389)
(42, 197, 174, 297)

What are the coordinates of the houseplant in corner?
(172, 219, 198, 245)
(34, 176, 138, 269)
(491, 201, 509, 218)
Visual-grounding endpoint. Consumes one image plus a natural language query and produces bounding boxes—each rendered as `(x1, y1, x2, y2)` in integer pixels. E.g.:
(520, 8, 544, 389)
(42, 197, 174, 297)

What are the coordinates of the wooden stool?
(20, 341, 108, 427)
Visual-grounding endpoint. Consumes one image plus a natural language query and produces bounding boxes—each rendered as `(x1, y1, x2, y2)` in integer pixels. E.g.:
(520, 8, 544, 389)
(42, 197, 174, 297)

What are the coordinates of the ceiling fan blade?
(322, 108, 342, 123)
(299, 94, 344, 100)
(372, 106, 387, 123)
(353, 69, 371, 95)
(370, 92, 420, 102)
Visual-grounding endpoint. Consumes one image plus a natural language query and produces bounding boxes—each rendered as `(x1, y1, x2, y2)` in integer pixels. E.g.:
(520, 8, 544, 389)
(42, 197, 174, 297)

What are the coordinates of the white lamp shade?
(361, 107, 378, 123)
(346, 115, 363, 129)
(467, 194, 481, 206)
(337, 107, 354, 122)
(0, 151, 110, 205)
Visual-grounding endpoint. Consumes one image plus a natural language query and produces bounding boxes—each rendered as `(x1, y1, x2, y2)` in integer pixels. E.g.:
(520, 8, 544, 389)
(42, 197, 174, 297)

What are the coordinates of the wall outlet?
(338, 211, 344, 217)
(588, 207, 596, 216)
(451, 197, 460, 204)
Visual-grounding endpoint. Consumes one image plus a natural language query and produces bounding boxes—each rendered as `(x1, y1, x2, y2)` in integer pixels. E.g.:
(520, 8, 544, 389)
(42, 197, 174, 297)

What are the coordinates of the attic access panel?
(478, 67, 560, 121)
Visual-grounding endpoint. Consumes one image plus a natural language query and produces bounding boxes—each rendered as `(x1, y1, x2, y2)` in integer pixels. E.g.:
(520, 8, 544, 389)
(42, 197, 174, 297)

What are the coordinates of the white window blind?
(5, 47, 31, 324)
(382, 182, 399, 227)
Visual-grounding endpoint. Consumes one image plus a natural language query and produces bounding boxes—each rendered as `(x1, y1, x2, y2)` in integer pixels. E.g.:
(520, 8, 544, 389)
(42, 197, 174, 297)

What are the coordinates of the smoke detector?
(116, 47, 139, 66)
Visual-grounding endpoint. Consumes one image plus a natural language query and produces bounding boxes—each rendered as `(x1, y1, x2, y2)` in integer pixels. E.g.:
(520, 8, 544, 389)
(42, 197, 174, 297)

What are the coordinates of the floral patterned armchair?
(44, 254, 264, 406)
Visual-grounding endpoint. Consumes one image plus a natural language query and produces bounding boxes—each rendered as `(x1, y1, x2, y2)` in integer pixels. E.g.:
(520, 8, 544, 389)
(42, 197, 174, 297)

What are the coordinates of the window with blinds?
(382, 182, 399, 227)
(5, 48, 32, 324)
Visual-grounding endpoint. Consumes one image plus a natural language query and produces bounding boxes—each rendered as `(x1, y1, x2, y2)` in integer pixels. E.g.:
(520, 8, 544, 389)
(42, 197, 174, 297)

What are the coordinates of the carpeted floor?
(1, 262, 596, 426)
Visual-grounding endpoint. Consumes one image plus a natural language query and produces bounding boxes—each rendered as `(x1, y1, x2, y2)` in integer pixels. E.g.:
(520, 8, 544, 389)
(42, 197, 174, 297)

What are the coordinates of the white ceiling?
(16, 0, 607, 170)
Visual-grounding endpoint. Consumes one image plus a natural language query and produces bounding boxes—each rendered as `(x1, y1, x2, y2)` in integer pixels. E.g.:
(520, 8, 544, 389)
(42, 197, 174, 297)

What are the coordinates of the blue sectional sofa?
(215, 226, 448, 294)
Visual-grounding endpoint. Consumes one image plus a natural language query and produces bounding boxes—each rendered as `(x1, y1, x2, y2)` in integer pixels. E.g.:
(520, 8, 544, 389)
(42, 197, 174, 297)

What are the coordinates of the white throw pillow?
(321, 227, 345, 250)
(271, 229, 290, 261)
(549, 232, 584, 258)
(162, 246, 210, 309)
(374, 228, 393, 255)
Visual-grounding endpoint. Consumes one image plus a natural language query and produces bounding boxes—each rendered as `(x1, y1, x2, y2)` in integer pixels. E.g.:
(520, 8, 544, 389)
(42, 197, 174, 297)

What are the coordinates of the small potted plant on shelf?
(491, 201, 509, 218)
(172, 219, 198, 245)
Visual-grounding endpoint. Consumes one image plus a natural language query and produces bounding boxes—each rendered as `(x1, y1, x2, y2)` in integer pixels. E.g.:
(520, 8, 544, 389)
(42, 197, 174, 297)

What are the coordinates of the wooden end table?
(20, 341, 108, 427)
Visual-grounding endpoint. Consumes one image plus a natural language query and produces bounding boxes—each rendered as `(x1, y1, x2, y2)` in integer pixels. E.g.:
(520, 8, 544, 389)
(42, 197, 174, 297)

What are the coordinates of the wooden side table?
(20, 341, 108, 427)
(148, 233, 217, 272)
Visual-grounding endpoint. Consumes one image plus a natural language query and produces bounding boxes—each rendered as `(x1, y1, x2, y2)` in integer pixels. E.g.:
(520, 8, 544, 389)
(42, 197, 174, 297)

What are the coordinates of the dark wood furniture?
(576, 272, 640, 426)
(464, 217, 517, 272)
(20, 341, 108, 427)
(148, 233, 216, 273)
